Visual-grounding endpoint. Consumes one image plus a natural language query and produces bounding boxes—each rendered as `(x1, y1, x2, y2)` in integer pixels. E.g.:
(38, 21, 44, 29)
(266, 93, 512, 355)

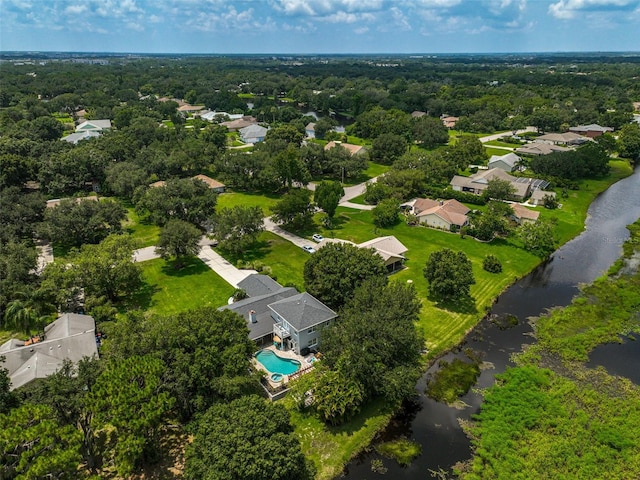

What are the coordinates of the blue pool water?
(255, 350, 301, 375)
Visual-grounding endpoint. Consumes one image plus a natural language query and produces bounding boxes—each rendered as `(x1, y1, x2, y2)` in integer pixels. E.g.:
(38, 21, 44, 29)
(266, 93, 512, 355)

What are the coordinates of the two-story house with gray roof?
(220, 275, 337, 354)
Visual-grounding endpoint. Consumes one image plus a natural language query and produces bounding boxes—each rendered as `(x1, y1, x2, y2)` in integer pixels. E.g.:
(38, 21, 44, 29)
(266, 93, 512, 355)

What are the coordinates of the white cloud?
(549, 0, 636, 19)
(355, 26, 369, 34)
(391, 6, 412, 31)
(65, 4, 88, 15)
(273, 0, 383, 16)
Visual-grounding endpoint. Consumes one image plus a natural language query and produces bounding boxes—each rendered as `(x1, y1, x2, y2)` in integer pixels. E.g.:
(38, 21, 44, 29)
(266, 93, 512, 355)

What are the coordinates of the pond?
(344, 165, 640, 479)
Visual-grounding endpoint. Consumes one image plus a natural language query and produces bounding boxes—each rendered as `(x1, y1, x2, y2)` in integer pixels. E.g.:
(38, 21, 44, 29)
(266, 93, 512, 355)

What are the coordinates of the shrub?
(483, 254, 503, 273)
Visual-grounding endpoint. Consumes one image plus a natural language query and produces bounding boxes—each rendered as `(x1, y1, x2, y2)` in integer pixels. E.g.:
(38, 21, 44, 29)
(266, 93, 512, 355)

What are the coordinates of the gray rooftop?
(268, 292, 337, 331)
(237, 274, 284, 297)
(220, 288, 298, 341)
(0, 313, 98, 390)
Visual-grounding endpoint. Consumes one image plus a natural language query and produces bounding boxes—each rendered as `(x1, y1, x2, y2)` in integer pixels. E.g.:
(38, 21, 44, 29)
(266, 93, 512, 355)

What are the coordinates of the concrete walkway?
(35, 241, 54, 275)
(133, 238, 256, 289)
(339, 201, 374, 210)
(197, 245, 257, 288)
(263, 216, 311, 248)
(478, 127, 536, 143)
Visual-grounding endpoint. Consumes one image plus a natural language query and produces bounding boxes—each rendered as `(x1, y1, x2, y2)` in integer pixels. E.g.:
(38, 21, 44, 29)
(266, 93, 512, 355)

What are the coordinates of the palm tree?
(4, 299, 39, 335)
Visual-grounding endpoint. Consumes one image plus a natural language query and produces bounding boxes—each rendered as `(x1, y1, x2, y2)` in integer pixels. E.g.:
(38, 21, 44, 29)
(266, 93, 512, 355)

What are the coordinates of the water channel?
(343, 165, 640, 479)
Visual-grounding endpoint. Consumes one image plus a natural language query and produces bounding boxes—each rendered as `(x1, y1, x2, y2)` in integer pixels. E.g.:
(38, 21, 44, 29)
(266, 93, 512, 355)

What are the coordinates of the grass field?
(123, 206, 160, 247)
(123, 256, 234, 316)
(216, 190, 281, 215)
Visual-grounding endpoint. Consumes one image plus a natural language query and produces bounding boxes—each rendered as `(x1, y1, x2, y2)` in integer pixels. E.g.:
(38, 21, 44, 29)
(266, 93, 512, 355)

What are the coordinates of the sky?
(1, 0, 639, 54)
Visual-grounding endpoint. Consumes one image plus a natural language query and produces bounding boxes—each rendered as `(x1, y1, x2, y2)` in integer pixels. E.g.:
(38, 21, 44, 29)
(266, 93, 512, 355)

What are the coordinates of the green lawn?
(218, 231, 308, 289)
(483, 146, 515, 157)
(285, 397, 393, 480)
(216, 190, 281, 215)
(124, 256, 234, 316)
(123, 206, 160, 247)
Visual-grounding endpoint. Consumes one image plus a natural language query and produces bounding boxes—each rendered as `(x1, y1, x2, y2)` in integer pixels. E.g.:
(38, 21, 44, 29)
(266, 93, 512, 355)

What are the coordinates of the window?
(308, 338, 317, 348)
(307, 326, 316, 334)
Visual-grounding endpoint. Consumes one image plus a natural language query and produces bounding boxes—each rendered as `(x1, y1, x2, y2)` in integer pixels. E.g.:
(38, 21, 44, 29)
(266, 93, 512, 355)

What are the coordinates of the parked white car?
(302, 245, 316, 254)
(312, 234, 324, 243)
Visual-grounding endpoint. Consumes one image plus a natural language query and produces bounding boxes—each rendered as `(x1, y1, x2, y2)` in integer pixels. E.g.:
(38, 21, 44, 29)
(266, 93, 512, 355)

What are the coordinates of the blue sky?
(1, 0, 639, 54)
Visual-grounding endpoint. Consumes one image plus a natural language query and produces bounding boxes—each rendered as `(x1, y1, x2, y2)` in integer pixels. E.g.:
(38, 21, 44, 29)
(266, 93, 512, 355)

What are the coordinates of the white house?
(487, 152, 522, 172)
(240, 124, 269, 143)
(75, 119, 111, 132)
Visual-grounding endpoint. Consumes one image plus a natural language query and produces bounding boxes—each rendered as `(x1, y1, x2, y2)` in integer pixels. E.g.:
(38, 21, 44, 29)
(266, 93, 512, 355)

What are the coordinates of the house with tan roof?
(510, 203, 540, 224)
(178, 104, 205, 115)
(535, 132, 589, 146)
(316, 235, 408, 272)
(324, 141, 366, 156)
(441, 115, 459, 129)
(529, 189, 556, 207)
(410, 198, 470, 231)
(221, 116, 258, 131)
(450, 168, 532, 201)
(569, 124, 614, 138)
(193, 174, 226, 193)
(516, 143, 570, 156)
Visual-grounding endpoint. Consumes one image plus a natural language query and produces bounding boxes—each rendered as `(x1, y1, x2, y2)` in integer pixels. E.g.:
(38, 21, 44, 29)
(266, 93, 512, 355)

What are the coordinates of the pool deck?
(255, 345, 317, 389)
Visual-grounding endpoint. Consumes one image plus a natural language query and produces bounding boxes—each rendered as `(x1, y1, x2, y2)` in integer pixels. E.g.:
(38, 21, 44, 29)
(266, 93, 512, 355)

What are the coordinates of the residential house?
(529, 189, 557, 207)
(358, 236, 408, 272)
(46, 196, 99, 208)
(193, 174, 226, 193)
(75, 119, 111, 132)
(0, 313, 99, 390)
(240, 124, 269, 143)
(200, 111, 244, 122)
(220, 275, 336, 355)
(411, 111, 426, 118)
(441, 115, 459, 129)
(510, 203, 540, 224)
(316, 235, 408, 272)
(221, 116, 258, 131)
(515, 143, 570, 156)
(305, 122, 316, 138)
(324, 141, 366, 156)
(535, 132, 589, 146)
(569, 124, 614, 138)
(61, 131, 101, 144)
(177, 104, 205, 115)
(450, 168, 532, 201)
(410, 198, 470, 231)
(149, 180, 166, 188)
(269, 292, 337, 355)
(487, 152, 522, 172)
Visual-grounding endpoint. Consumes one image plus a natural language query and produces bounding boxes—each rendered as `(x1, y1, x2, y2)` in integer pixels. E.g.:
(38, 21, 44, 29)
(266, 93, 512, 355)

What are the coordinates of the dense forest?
(1, 53, 640, 479)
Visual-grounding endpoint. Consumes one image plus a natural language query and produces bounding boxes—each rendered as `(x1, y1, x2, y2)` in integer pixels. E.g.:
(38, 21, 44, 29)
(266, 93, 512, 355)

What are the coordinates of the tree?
(472, 200, 513, 241)
(0, 403, 82, 479)
(447, 135, 487, 170)
(185, 395, 313, 480)
(323, 143, 368, 181)
(0, 188, 46, 243)
(41, 234, 142, 305)
(212, 206, 264, 254)
(271, 188, 315, 230)
(412, 115, 449, 148)
(372, 198, 400, 228)
(313, 180, 344, 219)
(518, 219, 556, 258)
(0, 154, 31, 189)
(303, 242, 387, 310)
(313, 117, 337, 139)
(0, 358, 19, 414)
(155, 219, 202, 268)
(312, 368, 365, 425)
(135, 178, 217, 228)
(424, 248, 476, 301)
(617, 123, 640, 161)
(86, 355, 174, 477)
(265, 124, 304, 147)
(484, 178, 516, 201)
(0, 242, 38, 321)
(370, 133, 407, 165)
(103, 307, 257, 421)
(272, 145, 311, 189)
(321, 278, 423, 405)
(483, 254, 503, 273)
(41, 198, 127, 248)
(104, 161, 148, 199)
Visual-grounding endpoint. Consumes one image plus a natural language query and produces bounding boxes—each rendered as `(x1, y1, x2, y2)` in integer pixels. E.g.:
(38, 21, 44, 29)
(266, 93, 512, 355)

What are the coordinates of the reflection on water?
(344, 167, 640, 479)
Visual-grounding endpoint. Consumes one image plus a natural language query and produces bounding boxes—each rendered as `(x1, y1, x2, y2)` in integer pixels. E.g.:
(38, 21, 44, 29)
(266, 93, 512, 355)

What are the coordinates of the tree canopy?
(185, 395, 314, 480)
(303, 242, 387, 310)
(424, 248, 476, 301)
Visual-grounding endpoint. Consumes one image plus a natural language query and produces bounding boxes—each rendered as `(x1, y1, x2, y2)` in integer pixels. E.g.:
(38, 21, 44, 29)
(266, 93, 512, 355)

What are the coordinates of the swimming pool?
(255, 349, 301, 375)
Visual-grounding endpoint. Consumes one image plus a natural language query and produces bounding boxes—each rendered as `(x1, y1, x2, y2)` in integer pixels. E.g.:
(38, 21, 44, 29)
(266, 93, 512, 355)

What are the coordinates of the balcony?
(273, 323, 291, 340)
